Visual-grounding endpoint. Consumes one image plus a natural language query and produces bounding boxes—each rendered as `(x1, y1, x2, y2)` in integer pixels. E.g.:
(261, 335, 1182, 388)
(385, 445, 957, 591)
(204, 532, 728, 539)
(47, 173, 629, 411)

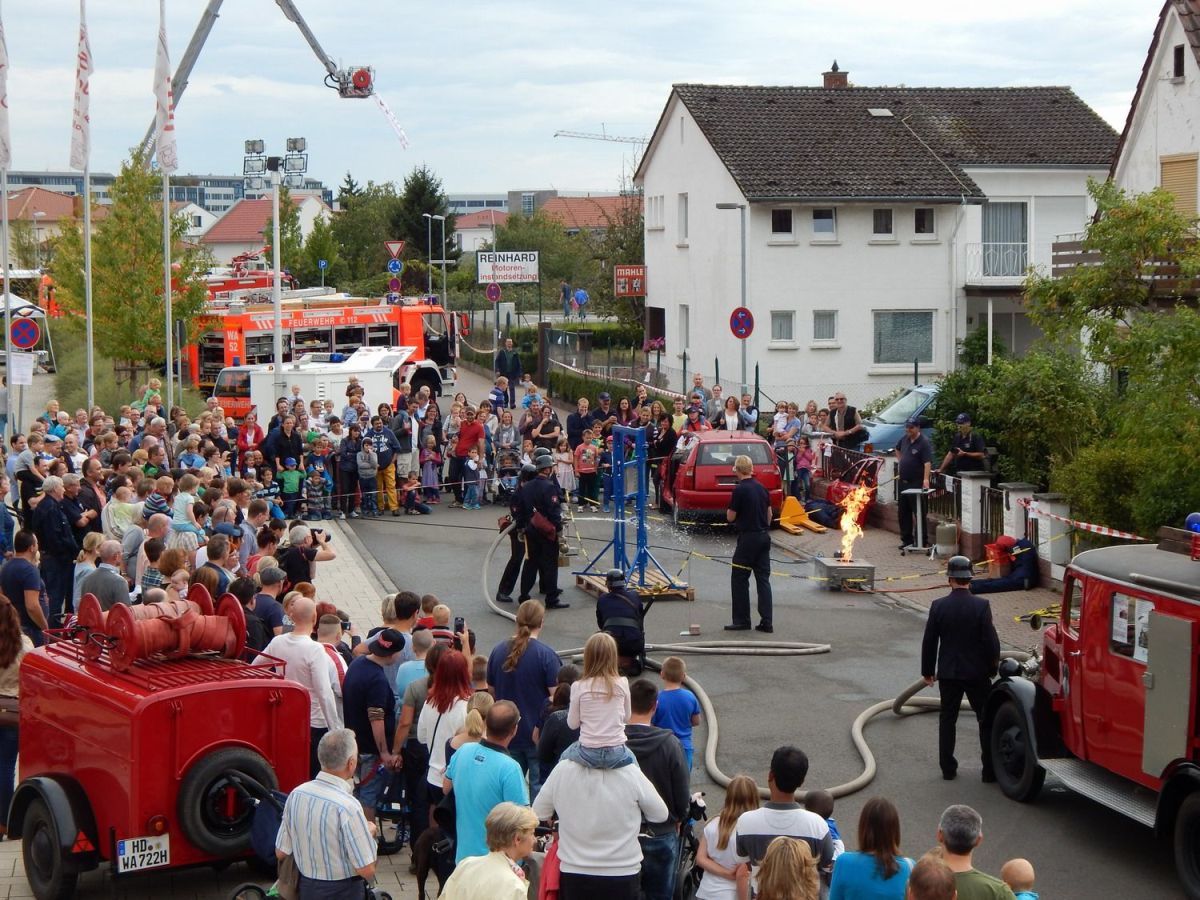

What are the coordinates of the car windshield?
(872, 389, 931, 425)
(698, 442, 771, 466)
(214, 369, 251, 399)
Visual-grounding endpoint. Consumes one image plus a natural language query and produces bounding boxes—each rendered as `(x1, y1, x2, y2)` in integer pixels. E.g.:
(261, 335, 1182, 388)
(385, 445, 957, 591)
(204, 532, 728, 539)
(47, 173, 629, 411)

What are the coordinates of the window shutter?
(1160, 155, 1198, 217)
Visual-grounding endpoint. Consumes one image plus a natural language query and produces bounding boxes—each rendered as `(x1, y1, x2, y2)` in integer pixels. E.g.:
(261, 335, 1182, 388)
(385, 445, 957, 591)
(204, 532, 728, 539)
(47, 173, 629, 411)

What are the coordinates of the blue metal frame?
(577, 424, 682, 588)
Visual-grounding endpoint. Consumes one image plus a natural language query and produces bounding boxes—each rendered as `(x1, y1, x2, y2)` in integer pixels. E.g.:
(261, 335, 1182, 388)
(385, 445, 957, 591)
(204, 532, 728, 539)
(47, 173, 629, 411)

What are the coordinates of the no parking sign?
(10, 317, 40, 349)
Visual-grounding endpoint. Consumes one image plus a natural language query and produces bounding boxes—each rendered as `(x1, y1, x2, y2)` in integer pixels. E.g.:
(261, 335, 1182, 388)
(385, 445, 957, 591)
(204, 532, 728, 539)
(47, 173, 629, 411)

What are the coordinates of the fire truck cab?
(984, 534, 1200, 896)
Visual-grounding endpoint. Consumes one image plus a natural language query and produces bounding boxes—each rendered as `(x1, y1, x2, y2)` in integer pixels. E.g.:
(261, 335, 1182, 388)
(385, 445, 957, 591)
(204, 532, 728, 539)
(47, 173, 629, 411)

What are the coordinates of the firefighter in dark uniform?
(725, 454, 773, 633)
(596, 568, 645, 675)
(496, 463, 538, 603)
(921, 555, 1001, 781)
(518, 455, 568, 609)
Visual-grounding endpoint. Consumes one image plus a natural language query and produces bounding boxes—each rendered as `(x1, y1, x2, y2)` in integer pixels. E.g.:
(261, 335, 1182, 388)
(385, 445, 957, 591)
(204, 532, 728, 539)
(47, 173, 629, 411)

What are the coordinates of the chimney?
(822, 60, 848, 89)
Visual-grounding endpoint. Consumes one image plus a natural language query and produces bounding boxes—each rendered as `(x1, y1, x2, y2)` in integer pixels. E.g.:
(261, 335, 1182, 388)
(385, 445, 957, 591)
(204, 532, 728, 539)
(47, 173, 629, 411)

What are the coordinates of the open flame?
(838, 484, 873, 561)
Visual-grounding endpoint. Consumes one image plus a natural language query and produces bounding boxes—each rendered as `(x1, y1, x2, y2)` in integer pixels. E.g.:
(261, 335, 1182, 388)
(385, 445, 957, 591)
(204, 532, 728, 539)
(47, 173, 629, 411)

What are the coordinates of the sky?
(3, 0, 1159, 196)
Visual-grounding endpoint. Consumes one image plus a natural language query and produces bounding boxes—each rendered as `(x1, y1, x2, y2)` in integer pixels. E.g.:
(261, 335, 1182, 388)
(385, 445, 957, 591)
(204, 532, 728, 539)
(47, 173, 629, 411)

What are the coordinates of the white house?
(174, 201, 218, 243)
(1110, 0, 1200, 212)
(200, 195, 331, 265)
(633, 66, 1116, 405)
(454, 209, 507, 253)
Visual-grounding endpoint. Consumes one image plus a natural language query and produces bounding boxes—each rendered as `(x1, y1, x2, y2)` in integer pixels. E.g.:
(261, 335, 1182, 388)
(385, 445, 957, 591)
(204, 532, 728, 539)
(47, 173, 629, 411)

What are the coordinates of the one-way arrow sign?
(385, 240, 405, 259)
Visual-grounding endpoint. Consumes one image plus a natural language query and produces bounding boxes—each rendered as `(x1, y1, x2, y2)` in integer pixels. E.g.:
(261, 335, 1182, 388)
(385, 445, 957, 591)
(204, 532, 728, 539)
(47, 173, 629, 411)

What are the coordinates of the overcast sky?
(4, 0, 1157, 195)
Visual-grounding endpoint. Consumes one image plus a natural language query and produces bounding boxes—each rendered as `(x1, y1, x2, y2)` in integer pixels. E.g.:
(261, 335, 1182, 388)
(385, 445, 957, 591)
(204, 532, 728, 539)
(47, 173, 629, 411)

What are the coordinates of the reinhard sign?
(477, 251, 540, 284)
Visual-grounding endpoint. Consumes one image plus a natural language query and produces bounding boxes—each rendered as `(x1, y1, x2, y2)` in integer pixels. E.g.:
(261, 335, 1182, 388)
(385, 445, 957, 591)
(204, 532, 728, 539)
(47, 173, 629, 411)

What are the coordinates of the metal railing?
(823, 445, 881, 481)
(927, 474, 962, 522)
(964, 242, 1040, 281)
(980, 485, 1005, 544)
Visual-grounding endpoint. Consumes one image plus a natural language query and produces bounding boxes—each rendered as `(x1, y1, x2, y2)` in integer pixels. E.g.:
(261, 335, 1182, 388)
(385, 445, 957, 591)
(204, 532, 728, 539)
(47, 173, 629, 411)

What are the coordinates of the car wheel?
(22, 798, 78, 900)
(178, 748, 278, 857)
(1174, 792, 1200, 899)
(989, 701, 1045, 802)
(227, 884, 268, 900)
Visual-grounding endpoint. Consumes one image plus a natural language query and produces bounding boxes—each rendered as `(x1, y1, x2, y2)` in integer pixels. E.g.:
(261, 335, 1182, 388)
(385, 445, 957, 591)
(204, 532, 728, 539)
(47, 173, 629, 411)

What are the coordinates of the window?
(521, 192, 535, 216)
(677, 193, 689, 242)
(699, 441, 771, 466)
(679, 304, 690, 352)
(914, 208, 936, 236)
(771, 209, 793, 235)
(646, 195, 665, 230)
(873, 311, 933, 364)
(812, 208, 836, 237)
(1110, 593, 1152, 663)
(770, 311, 794, 342)
(872, 209, 893, 237)
(1064, 577, 1083, 633)
(813, 310, 838, 342)
(1175, 44, 1186, 78)
(1161, 155, 1198, 217)
(191, 215, 203, 228)
(981, 202, 1028, 275)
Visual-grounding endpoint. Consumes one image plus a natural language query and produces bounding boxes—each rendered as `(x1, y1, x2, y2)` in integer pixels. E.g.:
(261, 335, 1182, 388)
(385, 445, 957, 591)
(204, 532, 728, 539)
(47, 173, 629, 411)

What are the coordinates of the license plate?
(115, 835, 170, 873)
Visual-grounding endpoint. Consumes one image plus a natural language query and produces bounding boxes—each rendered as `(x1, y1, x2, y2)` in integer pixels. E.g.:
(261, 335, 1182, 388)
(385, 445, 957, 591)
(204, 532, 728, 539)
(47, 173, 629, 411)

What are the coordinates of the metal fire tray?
(812, 556, 875, 592)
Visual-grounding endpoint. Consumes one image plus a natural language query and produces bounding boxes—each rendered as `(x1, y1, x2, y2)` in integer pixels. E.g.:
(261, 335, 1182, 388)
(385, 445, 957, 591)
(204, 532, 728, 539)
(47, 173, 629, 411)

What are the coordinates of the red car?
(661, 430, 783, 527)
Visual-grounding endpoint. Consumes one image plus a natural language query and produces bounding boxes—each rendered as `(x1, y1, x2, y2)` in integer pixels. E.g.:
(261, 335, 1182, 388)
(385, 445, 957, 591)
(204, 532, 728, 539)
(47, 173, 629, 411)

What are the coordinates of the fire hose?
(483, 522, 1028, 800)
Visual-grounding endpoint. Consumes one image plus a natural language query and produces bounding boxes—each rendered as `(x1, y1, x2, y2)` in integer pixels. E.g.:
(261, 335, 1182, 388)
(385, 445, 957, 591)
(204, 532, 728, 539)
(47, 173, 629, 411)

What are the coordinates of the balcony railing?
(1051, 237, 1200, 295)
(964, 242, 1031, 283)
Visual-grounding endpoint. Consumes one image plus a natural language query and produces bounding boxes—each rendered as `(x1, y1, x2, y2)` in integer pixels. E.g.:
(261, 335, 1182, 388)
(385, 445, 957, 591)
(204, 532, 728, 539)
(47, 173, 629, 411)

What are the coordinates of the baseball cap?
(955, 413, 972, 425)
(904, 417, 921, 428)
(367, 628, 407, 657)
(284, 457, 297, 466)
(258, 566, 286, 586)
(598, 392, 611, 401)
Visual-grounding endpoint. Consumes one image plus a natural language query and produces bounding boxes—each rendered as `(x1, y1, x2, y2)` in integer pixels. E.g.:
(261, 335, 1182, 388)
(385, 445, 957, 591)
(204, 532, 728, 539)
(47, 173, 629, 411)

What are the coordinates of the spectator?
(935, 805, 1015, 900)
(937, 413, 987, 476)
(566, 397, 594, 450)
(31, 475, 79, 622)
(0, 531, 48, 648)
(200, 531, 239, 595)
(487, 600, 561, 796)
(625, 678, 691, 900)
(261, 595, 343, 777)
(279, 524, 336, 586)
(417, 649, 473, 814)
(125, 513, 170, 589)
(342, 628, 406, 822)
(999, 859, 1036, 900)
(895, 418, 932, 552)
(691, 373, 710, 402)
(495, 338, 523, 408)
(229, 576, 269, 652)
(695, 774, 760, 900)
(738, 836, 820, 900)
(394, 627, 433, 700)
(829, 394, 867, 448)
(275, 728, 377, 900)
(0, 596, 30, 839)
(71, 532, 104, 610)
(536, 681, 579, 780)
(906, 856, 957, 900)
(392, 644, 447, 852)
(653, 656, 702, 770)
(443, 700, 529, 863)
(448, 406, 486, 509)
(733, 746, 835, 890)
(254, 566, 288, 636)
(79, 540, 130, 611)
(532, 731, 669, 900)
(829, 797, 912, 899)
(367, 416, 402, 515)
(437, 802, 539, 900)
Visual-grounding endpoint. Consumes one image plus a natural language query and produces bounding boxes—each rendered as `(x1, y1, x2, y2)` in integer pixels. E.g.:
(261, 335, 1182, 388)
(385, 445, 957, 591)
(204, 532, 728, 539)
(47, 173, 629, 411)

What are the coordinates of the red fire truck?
(984, 532, 1200, 896)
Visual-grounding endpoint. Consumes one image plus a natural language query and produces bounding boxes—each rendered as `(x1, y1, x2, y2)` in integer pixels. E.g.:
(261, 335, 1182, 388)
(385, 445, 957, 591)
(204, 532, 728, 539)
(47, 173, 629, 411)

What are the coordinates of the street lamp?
(715, 202, 748, 394)
(421, 213, 436, 295)
(427, 214, 446, 304)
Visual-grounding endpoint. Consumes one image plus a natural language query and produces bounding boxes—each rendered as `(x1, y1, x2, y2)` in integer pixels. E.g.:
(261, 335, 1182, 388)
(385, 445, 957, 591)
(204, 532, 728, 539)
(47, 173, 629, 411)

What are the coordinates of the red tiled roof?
(456, 209, 508, 229)
(540, 195, 638, 230)
(201, 196, 303, 244)
(6, 187, 76, 222)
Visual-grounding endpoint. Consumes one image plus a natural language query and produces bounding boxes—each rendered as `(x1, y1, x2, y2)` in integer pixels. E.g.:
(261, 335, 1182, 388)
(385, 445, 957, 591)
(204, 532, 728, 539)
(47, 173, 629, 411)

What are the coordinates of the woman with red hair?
(416, 649, 472, 810)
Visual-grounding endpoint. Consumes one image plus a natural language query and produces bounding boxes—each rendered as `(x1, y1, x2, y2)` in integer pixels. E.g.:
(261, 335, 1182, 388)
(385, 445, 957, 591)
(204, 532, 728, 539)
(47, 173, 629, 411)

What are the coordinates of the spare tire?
(178, 748, 278, 857)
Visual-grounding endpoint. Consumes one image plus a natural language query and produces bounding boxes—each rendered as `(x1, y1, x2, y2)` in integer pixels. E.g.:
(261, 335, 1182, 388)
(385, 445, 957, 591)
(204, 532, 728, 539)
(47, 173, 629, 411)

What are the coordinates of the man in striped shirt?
(276, 729, 378, 900)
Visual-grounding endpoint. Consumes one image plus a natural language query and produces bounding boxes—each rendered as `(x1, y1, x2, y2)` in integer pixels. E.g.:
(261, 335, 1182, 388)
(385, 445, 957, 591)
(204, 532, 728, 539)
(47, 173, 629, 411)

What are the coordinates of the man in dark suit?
(921, 556, 1000, 782)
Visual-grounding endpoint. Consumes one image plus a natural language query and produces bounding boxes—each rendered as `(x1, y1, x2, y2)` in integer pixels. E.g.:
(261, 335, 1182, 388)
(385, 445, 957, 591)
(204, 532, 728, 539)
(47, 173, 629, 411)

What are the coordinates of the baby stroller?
(495, 447, 522, 501)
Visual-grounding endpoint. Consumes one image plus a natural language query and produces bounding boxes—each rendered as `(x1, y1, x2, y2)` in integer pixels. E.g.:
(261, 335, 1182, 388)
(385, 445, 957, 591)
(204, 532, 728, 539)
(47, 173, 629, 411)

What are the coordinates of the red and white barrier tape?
(1017, 497, 1146, 541)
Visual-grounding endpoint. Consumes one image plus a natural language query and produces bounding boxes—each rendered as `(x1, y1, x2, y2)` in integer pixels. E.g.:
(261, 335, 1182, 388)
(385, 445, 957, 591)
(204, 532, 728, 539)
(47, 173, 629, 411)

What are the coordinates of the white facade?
(1111, 7, 1200, 205)
(176, 202, 218, 242)
(203, 197, 331, 265)
(638, 95, 1104, 407)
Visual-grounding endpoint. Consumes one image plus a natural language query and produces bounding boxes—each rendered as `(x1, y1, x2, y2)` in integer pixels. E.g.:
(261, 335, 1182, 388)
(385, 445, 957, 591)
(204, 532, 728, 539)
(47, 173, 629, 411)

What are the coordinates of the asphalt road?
(350, 504, 1183, 898)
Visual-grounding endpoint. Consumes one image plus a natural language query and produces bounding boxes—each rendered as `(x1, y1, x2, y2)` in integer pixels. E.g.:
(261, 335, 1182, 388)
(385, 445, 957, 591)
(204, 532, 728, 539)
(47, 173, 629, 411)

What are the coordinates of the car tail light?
(147, 815, 169, 835)
(684, 467, 695, 488)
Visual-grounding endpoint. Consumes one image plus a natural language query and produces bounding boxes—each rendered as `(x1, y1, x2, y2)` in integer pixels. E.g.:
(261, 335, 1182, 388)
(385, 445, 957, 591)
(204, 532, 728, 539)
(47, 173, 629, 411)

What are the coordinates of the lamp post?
(715, 202, 748, 394)
(435, 215, 448, 308)
(421, 213, 435, 295)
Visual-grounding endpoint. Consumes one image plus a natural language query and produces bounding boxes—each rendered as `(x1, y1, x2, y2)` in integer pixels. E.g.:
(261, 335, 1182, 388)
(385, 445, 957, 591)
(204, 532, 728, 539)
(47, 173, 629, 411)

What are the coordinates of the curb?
(331, 517, 399, 595)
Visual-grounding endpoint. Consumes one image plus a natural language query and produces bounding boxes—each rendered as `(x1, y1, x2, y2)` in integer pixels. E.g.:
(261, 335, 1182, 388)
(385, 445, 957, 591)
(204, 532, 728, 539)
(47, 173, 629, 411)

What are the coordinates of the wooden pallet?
(575, 570, 694, 602)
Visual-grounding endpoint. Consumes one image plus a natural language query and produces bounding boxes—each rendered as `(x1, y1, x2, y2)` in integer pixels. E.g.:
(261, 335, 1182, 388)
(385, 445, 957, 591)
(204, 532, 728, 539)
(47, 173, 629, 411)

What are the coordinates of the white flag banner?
(153, 0, 177, 174)
(68, 0, 92, 171)
(0, 2, 11, 170)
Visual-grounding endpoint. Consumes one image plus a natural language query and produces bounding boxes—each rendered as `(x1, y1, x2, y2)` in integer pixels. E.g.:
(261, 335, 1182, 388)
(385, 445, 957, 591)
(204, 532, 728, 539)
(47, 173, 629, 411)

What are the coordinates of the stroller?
(495, 447, 522, 501)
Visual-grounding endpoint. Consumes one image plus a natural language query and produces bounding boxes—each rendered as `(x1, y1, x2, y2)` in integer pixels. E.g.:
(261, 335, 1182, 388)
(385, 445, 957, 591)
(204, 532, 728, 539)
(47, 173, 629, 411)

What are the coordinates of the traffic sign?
(729, 307, 754, 340)
(385, 240, 405, 259)
(485, 282, 502, 303)
(387, 258, 402, 274)
(317, 259, 328, 270)
(389, 278, 402, 291)
(386, 292, 400, 304)
(10, 317, 40, 349)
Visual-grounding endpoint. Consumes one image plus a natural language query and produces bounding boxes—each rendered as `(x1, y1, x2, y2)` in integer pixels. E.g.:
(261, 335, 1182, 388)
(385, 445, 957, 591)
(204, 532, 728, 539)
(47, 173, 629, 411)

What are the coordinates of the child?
(803, 789, 844, 861)
(417, 594, 438, 629)
(599, 436, 615, 513)
(277, 458, 305, 517)
(519, 438, 535, 468)
(290, 383, 305, 408)
(255, 469, 285, 519)
(652, 656, 702, 770)
(489, 376, 509, 410)
(305, 464, 332, 520)
(171, 473, 206, 539)
(105, 484, 139, 538)
(141, 538, 166, 594)
(563, 632, 636, 769)
(419, 435, 441, 504)
(144, 475, 175, 521)
(553, 437, 576, 503)
(793, 435, 816, 501)
(463, 448, 483, 510)
(356, 441, 379, 517)
(1000, 859, 1038, 900)
(178, 437, 205, 471)
(694, 775, 761, 899)
(401, 470, 432, 515)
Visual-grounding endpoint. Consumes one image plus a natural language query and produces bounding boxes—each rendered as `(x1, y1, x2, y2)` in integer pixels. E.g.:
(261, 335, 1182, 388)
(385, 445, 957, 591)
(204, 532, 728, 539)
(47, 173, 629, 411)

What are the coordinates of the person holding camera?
(280, 524, 336, 587)
(937, 412, 987, 476)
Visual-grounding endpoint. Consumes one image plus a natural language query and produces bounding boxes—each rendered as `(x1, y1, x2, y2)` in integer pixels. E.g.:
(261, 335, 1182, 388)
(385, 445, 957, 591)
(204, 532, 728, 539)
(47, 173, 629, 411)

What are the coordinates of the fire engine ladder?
(1038, 759, 1157, 827)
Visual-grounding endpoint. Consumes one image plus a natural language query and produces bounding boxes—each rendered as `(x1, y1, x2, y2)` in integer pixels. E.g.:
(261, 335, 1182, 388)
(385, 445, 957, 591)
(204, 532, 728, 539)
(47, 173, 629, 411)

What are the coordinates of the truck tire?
(22, 798, 78, 900)
(1173, 792, 1200, 898)
(989, 701, 1045, 802)
(409, 371, 440, 399)
(178, 748, 277, 858)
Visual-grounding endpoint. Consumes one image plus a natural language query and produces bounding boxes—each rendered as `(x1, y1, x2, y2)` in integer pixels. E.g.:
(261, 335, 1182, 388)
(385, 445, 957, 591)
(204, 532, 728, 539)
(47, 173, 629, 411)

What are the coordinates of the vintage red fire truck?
(8, 589, 310, 900)
(984, 533, 1200, 896)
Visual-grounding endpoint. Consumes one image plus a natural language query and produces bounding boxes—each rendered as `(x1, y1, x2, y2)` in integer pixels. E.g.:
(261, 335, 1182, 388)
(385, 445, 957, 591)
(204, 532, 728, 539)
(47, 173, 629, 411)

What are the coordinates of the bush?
(547, 368, 675, 408)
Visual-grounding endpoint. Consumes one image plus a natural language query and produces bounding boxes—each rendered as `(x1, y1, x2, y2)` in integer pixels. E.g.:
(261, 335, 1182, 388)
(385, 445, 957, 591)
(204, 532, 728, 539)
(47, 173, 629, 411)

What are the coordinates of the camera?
(454, 616, 465, 634)
(312, 528, 332, 543)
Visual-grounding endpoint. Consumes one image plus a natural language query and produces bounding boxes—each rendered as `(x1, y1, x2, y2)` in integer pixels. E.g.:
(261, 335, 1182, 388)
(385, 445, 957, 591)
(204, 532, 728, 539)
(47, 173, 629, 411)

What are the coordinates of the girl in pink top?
(562, 632, 636, 768)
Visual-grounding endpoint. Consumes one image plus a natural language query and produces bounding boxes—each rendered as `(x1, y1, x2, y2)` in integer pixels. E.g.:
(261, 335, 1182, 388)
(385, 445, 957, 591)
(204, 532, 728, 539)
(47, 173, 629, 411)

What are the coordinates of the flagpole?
(82, 164, 94, 409)
(2, 166, 11, 440)
(162, 171, 173, 411)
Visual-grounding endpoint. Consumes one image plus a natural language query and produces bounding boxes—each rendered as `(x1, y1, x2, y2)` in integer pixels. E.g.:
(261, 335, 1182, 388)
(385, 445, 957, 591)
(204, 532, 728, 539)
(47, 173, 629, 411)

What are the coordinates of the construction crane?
(142, 0, 404, 161)
(554, 128, 647, 148)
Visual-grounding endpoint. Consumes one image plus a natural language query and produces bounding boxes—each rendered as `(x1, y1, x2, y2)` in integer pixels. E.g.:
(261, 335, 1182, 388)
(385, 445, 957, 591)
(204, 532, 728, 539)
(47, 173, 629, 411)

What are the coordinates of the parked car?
(661, 430, 783, 528)
(862, 384, 940, 452)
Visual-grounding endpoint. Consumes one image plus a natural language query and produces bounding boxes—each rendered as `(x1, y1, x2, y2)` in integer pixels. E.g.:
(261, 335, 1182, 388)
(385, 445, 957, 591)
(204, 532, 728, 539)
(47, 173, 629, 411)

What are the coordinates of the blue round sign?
(387, 258, 402, 274)
(10, 317, 39, 349)
(730, 306, 754, 339)
(318, 259, 328, 270)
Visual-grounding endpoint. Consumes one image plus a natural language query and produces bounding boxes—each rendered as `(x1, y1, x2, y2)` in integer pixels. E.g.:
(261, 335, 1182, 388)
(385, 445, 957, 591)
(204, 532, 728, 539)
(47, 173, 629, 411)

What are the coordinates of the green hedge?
(505, 322, 643, 352)
(547, 368, 676, 408)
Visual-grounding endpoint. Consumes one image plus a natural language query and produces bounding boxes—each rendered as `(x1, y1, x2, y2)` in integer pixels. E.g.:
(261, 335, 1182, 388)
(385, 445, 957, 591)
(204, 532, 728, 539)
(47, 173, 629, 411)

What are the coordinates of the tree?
(582, 191, 645, 324)
(262, 185, 303, 277)
(331, 180, 402, 287)
(393, 166, 457, 285)
(337, 171, 362, 207)
(50, 148, 208, 379)
(10, 220, 38, 269)
(295, 215, 346, 289)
